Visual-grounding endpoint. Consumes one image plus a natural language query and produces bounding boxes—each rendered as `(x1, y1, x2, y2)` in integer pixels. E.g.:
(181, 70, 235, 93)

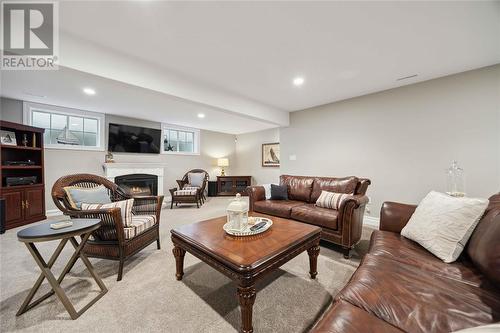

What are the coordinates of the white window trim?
(23, 101, 105, 151)
(161, 123, 200, 156)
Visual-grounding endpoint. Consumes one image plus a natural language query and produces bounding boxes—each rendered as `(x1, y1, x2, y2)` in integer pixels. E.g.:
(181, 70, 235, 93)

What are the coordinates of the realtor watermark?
(1, 1, 59, 70)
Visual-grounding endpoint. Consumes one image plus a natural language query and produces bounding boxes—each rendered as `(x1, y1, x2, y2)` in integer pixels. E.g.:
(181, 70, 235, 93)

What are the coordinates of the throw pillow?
(81, 199, 134, 227)
(270, 184, 288, 200)
(401, 191, 488, 263)
(316, 190, 351, 210)
(64, 185, 111, 209)
(188, 172, 205, 187)
(262, 184, 275, 200)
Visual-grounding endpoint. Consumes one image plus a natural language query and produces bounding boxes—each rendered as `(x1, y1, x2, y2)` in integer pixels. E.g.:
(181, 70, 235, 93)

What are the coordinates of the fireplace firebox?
(115, 174, 158, 196)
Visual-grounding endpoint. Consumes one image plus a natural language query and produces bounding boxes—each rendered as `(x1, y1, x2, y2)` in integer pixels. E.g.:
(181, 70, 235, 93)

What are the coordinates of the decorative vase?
(446, 161, 465, 197)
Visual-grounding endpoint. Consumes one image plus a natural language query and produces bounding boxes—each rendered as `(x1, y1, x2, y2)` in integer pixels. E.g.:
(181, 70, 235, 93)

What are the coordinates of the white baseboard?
(363, 215, 380, 229)
(46, 209, 63, 217)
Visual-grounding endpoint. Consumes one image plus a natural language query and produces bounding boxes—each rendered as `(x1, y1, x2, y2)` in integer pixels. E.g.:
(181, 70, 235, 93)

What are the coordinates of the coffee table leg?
(172, 246, 186, 281)
(307, 243, 320, 279)
(237, 286, 256, 333)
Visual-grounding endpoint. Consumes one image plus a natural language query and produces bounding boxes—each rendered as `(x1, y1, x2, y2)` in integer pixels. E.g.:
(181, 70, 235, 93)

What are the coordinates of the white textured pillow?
(81, 199, 134, 227)
(262, 184, 275, 200)
(401, 191, 488, 263)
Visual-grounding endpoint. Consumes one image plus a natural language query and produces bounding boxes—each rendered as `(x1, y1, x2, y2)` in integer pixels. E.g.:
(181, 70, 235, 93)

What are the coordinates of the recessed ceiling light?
(293, 77, 305, 86)
(83, 87, 96, 95)
(197, 113, 205, 118)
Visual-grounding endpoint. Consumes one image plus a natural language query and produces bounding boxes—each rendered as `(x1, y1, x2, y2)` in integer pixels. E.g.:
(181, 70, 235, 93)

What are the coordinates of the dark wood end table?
(171, 214, 321, 333)
(16, 218, 107, 320)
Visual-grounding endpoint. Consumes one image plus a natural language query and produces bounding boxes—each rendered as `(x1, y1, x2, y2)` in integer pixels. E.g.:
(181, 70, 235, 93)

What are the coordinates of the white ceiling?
(2, 1, 500, 133)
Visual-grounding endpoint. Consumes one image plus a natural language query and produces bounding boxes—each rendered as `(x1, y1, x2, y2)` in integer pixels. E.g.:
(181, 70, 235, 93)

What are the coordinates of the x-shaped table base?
(17, 232, 107, 319)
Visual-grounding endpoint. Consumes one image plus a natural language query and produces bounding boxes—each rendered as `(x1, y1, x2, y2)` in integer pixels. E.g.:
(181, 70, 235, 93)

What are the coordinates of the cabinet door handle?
(22, 200, 25, 209)
(25, 200, 30, 209)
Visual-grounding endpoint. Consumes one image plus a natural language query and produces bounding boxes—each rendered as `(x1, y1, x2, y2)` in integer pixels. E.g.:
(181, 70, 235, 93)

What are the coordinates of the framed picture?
(262, 142, 280, 167)
(0, 130, 17, 146)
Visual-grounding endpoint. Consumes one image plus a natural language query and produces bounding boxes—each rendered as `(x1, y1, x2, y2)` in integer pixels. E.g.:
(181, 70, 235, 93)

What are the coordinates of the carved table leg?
(237, 286, 256, 333)
(172, 246, 186, 281)
(307, 243, 320, 279)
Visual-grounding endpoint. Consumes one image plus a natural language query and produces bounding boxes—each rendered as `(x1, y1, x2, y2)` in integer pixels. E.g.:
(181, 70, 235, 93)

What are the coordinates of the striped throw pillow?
(316, 191, 351, 210)
(81, 199, 134, 227)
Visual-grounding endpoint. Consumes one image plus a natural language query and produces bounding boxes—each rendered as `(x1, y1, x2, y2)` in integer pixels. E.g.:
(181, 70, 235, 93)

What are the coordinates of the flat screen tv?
(108, 123, 161, 154)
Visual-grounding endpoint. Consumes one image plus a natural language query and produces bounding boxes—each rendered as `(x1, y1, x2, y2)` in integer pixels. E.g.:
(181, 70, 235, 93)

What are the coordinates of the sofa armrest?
(338, 195, 369, 249)
(247, 185, 266, 211)
(379, 201, 417, 233)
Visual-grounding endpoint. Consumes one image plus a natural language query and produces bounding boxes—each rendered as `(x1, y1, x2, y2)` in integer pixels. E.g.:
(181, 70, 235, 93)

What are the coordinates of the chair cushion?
(188, 172, 205, 187)
(280, 175, 314, 202)
(124, 215, 157, 239)
(183, 186, 200, 191)
(310, 299, 404, 333)
(64, 185, 111, 209)
(81, 199, 134, 227)
(337, 254, 500, 333)
(174, 189, 198, 196)
(253, 200, 304, 218)
(291, 204, 338, 230)
(401, 191, 488, 263)
(311, 176, 359, 202)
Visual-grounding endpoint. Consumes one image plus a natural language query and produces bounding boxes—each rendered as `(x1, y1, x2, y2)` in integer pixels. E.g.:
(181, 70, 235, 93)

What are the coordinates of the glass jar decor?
(226, 193, 248, 231)
(446, 161, 465, 197)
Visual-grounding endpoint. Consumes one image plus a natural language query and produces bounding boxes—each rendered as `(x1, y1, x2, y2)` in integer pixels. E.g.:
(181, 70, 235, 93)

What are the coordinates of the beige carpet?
(0, 197, 373, 333)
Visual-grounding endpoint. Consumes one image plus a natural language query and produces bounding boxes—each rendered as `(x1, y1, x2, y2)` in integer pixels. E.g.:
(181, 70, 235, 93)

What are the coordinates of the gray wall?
(281, 65, 500, 217)
(0, 97, 236, 211)
(234, 128, 280, 185)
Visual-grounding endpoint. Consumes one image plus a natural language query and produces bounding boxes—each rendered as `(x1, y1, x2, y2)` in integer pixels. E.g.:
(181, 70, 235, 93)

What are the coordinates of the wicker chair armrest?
(132, 195, 164, 220)
(176, 179, 187, 188)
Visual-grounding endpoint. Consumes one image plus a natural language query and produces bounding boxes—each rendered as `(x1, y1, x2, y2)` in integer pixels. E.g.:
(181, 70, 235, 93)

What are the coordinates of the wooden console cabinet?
(216, 176, 251, 196)
(0, 121, 46, 230)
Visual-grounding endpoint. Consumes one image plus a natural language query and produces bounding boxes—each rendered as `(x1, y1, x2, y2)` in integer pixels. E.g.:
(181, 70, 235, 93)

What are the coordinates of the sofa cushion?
(123, 215, 157, 239)
(253, 200, 304, 218)
(315, 190, 351, 210)
(291, 204, 338, 230)
(401, 191, 488, 263)
(174, 189, 198, 196)
(310, 299, 403, 333)
(311, 176, 359, 202)
(280, 175, 314, 202)
(369, 231, 488, 288)
(467, 208, 500, 285)
(338, 254, 500, 333)
(270, 184, 288, 200)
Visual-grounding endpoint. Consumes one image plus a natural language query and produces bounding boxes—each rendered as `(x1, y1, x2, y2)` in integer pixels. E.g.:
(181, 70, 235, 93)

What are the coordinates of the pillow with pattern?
(81, 199, 134, 227)
(316, 190, 352, 210)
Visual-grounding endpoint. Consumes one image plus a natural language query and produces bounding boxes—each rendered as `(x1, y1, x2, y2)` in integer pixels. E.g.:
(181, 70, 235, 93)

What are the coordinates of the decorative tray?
(223, 217, 273, 237)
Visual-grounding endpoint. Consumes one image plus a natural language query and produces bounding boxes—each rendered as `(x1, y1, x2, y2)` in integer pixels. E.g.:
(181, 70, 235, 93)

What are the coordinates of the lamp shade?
(217, 158, 229, 167)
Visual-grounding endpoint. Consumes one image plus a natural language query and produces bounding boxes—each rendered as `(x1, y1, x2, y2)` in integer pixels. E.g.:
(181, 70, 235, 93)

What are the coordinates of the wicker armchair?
(169, 169, 209, 208)
(52, 174, 164, 281)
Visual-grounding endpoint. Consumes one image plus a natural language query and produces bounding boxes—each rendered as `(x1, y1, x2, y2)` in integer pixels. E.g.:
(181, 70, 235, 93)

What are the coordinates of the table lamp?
(217, 158, 229, 176)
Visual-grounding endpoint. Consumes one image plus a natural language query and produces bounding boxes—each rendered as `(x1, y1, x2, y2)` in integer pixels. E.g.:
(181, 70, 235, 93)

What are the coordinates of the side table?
(16, 218, 107, 319)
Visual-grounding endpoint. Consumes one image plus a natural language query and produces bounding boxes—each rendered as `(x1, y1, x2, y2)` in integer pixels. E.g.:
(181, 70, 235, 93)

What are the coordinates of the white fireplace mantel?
(102, 162, 166, 196)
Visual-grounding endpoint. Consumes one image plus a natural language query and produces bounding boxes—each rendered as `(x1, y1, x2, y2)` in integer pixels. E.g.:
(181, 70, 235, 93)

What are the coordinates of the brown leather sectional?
(311, 194, 500, 333)
(247, 175, 371, 258)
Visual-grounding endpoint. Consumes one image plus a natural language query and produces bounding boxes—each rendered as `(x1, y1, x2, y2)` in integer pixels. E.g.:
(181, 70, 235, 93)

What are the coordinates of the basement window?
(162, 124, 200, 155)
(23, 102, 105, 151)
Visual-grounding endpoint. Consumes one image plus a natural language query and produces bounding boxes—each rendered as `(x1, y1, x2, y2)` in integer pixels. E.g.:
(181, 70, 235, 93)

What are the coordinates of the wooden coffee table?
(170, 214, 321, 333)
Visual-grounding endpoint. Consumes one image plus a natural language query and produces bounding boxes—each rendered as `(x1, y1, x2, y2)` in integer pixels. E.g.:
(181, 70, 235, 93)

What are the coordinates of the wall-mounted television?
(108, 123, 161, 154)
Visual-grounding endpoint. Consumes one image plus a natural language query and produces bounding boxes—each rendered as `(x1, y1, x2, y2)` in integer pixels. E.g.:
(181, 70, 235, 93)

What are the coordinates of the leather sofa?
(247, 175, 371, 258)
(310, 194, 500, 333)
